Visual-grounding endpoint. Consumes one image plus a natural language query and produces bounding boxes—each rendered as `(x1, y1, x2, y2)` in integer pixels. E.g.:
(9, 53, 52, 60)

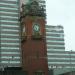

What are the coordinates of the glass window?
(9, 61, 20, 63)
(14, 57, 20, 59)
(0, 11, 18, 14)
(1, 52, 20, 54)
(1, 29, 19, 32)
(1, 15, 18, 18)
(0, 2, 17, 6)
(1, 34, 19, 36)
(47, 45, 64, 47)
(1, 61, 8, 63)
(1, 24, 19, 27)
(0, 7, 18, 10)
(1, 42, 19, 45)
(1, 61, 20, 64)
(1, 38, 19, 40)
(1, 47, 19, 49)
(1, 20, 19, 23)
(1, 56, 12, 59)
(46, 36, 64, 38)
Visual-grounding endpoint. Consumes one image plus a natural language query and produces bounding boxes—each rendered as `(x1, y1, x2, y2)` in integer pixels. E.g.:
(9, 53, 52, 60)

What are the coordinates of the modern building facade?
(0, 0, 21, 68)
(46, 25, 65, 52)
(46, 25, 75, 75)
(50, 51, 75, 75)
(46, 25, 65, 68)
(47, 50, 75, 69)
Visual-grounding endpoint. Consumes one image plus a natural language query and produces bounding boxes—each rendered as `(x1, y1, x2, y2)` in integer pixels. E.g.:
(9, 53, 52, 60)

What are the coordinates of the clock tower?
(20, 1, 48, 75)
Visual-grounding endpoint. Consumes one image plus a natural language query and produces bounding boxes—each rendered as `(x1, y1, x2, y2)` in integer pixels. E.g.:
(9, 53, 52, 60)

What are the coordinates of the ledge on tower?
(21, 35, 27, 43)
(31, 32, 43, 40)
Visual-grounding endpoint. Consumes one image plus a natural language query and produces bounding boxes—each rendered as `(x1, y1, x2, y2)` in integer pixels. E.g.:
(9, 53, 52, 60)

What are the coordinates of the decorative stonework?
(21, 1, 46, 18)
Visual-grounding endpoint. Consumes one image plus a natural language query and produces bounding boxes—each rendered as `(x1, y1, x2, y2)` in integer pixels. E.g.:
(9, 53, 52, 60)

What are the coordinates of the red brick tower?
(20, 1, 48, 75)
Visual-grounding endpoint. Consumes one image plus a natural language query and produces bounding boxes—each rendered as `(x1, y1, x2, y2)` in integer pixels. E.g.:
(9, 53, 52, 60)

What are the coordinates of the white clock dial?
(33, 23, 40, 32)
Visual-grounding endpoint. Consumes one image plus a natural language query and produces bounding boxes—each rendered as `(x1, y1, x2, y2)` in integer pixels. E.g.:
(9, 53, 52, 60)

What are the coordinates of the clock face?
(33, 23, 40, 32)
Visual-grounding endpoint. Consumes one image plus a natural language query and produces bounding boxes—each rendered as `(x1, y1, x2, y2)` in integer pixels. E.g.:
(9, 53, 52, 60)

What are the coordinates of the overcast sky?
(46, 0, 75, 51)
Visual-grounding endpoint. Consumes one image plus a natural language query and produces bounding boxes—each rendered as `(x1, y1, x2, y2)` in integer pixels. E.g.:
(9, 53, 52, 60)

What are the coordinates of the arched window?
(21, 24, 26, 41)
